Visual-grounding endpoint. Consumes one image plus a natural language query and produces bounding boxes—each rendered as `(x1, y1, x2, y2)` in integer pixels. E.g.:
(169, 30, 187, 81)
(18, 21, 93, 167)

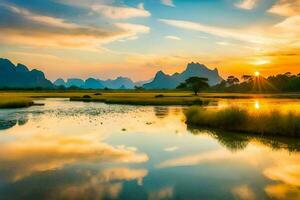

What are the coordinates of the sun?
(254, 71, 260, 77)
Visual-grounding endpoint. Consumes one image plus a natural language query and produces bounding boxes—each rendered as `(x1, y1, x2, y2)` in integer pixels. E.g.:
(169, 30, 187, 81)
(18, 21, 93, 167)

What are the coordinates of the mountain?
(0, 58, 53, 88)
(53, 78, 65, 86)
(143, 62, 223, 89)
(100, 77, 135, 89)
(66, 78, 85, 88)
(53, 76, 135, 89)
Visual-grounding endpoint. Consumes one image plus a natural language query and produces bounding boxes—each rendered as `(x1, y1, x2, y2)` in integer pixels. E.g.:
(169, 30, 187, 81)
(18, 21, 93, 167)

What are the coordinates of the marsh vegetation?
(0, 98, 34, 108)
(185, 106, 300, 137)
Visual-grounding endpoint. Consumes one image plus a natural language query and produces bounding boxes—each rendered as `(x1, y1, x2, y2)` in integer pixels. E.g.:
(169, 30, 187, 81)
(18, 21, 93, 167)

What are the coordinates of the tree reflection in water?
(153, 106, 169, 119)
(188, 126, 300, 152)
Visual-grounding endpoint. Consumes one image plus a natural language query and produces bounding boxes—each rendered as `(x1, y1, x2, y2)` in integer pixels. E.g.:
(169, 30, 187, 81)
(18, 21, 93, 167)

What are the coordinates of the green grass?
(70, 95, 207, 105)
(185, 106, 300, 137)
(0, 98, 34, 108)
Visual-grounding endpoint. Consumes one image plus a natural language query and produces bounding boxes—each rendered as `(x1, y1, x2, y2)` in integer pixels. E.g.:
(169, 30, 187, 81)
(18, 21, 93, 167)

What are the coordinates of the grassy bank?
(0, 91, 207, 107)
(185, 106, 300, 137)
(1, 91, 300, 108)
(0, 98, 34, 108)
(70, 95, 207, 106)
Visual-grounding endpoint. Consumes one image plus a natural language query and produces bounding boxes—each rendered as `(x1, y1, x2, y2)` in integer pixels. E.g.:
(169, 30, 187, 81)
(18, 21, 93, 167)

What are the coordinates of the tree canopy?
(177, 77, 209, 95)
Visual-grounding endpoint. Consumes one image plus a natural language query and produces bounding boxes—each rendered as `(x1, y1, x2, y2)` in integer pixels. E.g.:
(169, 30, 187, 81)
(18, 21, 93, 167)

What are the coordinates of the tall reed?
(185, 106, 300, 137)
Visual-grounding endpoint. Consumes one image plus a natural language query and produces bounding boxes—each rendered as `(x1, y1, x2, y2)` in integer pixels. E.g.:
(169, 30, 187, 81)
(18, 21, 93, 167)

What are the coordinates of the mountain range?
(0, 58, 53, 88)
(0, 58, 223, 89)
(54, 77, 136, 89)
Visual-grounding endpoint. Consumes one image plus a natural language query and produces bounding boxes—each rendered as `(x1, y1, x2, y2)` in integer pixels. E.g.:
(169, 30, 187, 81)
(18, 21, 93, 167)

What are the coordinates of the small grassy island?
(0, 98, 34, 109)
(185, 106, 300, 137)
(70, 93, 207, 105)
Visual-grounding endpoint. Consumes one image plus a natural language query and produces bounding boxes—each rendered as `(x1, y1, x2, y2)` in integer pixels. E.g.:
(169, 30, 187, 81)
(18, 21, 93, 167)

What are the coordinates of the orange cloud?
(268, 0, 300, 16)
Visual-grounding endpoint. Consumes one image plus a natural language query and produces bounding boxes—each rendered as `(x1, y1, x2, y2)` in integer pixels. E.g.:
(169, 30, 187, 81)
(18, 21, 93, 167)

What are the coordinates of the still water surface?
(0, 98, 300, 200)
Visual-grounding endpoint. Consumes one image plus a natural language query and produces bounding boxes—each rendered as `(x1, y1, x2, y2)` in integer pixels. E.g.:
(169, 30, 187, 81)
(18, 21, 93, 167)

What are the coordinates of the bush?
(155, 94, 164, 98)
(94, 93, 102, 96)
(185, 106, 300, 137)
(82, 95, 91, 98)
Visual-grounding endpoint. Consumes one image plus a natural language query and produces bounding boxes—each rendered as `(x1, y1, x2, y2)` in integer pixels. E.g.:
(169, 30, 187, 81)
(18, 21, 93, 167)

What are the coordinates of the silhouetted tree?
(134, 86, 144, 90)
(227, 76, 240, 86)
(212, 72, 300, 92)
(241, 75, 253, 83)
(177, 77, 209, 95)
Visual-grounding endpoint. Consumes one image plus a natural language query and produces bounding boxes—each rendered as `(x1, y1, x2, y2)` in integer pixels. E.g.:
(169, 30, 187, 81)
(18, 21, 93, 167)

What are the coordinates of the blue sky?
(0, 0, 299, 81)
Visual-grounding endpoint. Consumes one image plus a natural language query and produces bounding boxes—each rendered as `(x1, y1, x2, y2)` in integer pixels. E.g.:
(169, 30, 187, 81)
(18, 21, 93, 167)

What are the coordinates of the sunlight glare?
(254, 101, 260, 109)
(254, 71, 260, 77)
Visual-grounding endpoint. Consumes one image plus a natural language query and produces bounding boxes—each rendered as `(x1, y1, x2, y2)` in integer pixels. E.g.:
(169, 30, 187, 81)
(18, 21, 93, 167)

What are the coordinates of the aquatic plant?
(185, 106, 300, 137)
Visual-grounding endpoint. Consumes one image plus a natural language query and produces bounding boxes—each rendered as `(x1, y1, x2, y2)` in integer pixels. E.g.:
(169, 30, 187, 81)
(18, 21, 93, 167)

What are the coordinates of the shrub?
(185, 106, 300, 137)
(155, 94, 164, 98)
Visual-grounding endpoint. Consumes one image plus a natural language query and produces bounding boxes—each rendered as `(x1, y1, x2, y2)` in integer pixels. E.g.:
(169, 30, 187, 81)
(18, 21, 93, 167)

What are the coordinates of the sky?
(0, 0, 299, 81)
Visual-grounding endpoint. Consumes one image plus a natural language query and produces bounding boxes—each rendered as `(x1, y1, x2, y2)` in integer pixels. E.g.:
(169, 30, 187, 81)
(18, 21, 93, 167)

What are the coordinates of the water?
(0, 98, 300, 200)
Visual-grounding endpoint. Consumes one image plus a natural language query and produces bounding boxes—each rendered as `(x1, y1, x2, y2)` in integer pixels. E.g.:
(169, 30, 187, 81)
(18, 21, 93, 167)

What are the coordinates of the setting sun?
(254, 71, 260, 77)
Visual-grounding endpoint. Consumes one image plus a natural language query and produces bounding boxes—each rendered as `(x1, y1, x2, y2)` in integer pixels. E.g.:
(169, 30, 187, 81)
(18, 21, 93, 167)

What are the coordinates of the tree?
(227, 76, 240, 86)
(134, 86, 144, 90)
(241, 75, 253, 83)
(177, 77, 209, 95)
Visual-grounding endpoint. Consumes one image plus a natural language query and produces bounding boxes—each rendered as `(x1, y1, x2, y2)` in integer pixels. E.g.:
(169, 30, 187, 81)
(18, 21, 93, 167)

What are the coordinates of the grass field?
(0, 91, 206, 107)
(1, 90, 300, 108)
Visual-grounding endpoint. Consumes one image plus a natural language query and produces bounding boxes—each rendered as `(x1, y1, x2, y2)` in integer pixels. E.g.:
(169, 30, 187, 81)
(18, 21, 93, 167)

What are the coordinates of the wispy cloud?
(161, 0, 175, 7)
(164, 146, 179, 152)
(268, 0, 300, 16)
(216, 41, 231, 46)
(115, 23, 150, 34)
(92, 4, 151, 19)
(234, 0, 259, 10)
(159, 19, 269, 44)
(165, 35, 181, 40)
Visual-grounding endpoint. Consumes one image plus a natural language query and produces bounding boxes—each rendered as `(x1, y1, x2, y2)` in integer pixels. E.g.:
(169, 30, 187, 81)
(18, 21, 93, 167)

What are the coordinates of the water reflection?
(189, 127, 300, 152)
(254, 101, 260, 109)
(0, 133, 148, 181)
(54, 168, 148, 200)
(0, 114, 28, 130)
(0, 98, 300, 200)
(153, 106, 169, 119)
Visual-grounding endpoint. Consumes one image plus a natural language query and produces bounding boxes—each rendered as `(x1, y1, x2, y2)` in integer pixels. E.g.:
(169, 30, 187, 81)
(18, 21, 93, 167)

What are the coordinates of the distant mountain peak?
(16, 63, 29, 73)
(144, 62, 223, 89)
(186, 62, 206, 71)
(156, 70, 167, 77)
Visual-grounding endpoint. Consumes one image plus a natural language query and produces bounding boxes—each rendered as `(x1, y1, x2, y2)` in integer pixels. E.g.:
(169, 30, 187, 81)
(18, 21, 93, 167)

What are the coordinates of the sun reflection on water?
(254, 101, 260, 109)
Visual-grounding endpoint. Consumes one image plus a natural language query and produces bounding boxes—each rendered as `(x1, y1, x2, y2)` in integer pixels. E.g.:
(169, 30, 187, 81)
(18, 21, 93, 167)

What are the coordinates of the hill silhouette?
(143, 62, 223, 89)
(0, 58, 53, 89)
